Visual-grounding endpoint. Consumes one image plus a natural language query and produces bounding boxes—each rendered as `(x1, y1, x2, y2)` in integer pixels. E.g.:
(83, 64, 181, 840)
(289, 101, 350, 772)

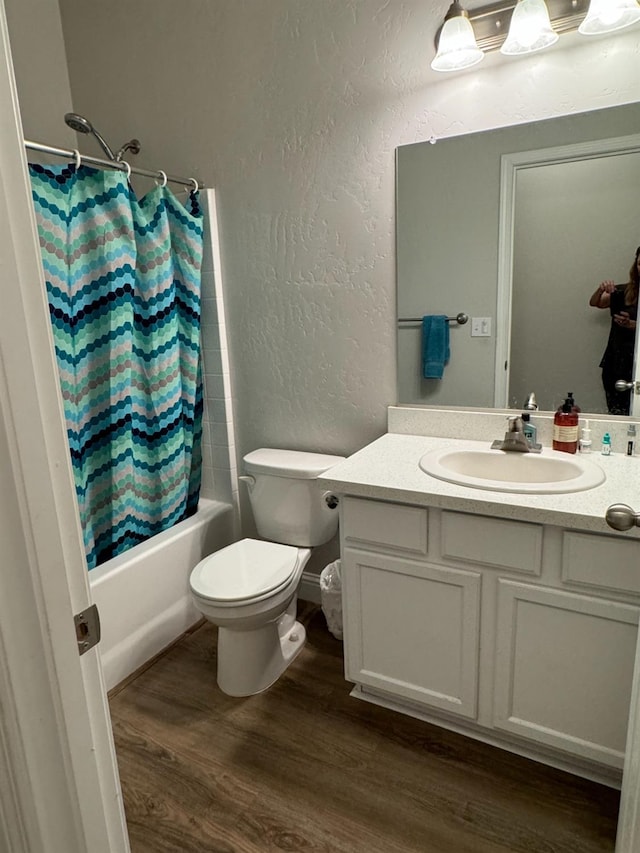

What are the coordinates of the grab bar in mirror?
(398, 312, 469, 325)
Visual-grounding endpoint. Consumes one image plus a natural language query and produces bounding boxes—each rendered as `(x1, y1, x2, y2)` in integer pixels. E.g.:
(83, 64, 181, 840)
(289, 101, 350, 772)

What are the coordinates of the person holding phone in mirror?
(589, 246, 640, 415)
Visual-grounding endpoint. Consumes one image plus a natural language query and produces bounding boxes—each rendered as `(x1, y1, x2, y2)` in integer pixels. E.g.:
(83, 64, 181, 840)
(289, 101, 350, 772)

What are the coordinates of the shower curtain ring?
(121, 160, 132, 181)
(156, 169, 168, 188)
(189, 178, 199, 193)
(71, 149, 82, 170)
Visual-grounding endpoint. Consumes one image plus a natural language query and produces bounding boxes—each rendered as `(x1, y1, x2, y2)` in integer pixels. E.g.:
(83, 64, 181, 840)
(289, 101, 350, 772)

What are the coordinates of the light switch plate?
(471, 317, 492, 337)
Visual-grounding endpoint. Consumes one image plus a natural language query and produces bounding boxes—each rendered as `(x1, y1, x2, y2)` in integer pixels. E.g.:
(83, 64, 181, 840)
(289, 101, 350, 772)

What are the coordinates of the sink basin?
(419, 445, 606, 494)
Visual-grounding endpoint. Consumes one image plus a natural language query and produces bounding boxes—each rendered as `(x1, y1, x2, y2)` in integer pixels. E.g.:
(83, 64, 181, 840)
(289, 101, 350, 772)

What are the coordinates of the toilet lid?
(190, 538, 299, 602)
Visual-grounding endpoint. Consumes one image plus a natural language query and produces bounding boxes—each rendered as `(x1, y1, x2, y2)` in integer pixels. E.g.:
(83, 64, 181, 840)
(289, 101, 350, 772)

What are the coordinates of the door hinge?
(74, 603, 101, 655)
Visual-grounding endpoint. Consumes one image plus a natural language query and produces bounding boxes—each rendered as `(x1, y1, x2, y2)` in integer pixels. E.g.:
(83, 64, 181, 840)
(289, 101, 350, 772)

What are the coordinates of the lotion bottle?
(579, 420, 592, 454)
(553, 394, 579, 454)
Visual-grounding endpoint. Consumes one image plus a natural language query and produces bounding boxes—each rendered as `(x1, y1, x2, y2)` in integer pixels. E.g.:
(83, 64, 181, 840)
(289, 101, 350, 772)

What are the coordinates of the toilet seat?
(190, 538, 300, 604)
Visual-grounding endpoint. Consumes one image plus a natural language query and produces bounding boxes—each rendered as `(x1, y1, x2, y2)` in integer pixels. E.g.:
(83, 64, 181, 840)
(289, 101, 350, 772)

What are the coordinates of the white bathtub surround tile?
(200, 295, 218, 327)
(202, 343, 222, 367)
(200, 420, 212, 448)
(199, 267, 216, 301)
(201, 323, 221, 354)
(201, 235, 214, 275)
(212, 443, 232, 470)
(209, 398, 228, 423)
(217, 332, 232, 377)
(204, 373, 226, 399)
(213, 466, 232, 500)
(200, 188, 240, 527)
(201, 442, 214, 472)
(211, 447, 231, 473)
(200, 464, 216, 499)
(211, 422, 230, 446)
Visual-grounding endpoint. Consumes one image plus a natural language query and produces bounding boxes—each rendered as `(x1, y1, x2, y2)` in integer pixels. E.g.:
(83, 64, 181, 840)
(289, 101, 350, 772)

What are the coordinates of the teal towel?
(422, 315, 450, 379)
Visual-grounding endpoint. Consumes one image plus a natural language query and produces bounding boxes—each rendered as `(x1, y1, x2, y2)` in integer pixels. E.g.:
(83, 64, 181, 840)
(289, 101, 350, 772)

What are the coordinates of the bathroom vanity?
(319, 416, 640, 787)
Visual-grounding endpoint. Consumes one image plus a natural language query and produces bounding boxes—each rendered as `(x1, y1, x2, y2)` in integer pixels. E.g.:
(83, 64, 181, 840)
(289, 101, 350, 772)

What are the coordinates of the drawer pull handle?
(605, 503, 640, 532)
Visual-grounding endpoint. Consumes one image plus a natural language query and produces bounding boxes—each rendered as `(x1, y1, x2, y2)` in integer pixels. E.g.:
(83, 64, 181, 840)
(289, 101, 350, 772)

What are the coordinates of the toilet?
(189, 448, 345, 697)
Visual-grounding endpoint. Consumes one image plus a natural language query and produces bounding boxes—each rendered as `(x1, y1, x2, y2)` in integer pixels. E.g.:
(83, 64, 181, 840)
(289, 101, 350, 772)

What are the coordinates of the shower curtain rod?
(24, 139, 203, 190)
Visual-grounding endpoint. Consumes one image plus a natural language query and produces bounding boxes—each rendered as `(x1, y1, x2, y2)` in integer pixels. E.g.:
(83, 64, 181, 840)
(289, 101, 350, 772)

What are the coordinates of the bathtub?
(90, 498, 234, 691)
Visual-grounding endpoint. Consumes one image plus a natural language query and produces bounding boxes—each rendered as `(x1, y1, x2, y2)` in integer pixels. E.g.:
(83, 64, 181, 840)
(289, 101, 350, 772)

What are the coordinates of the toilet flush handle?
(239, 475, 256, 493)
(323, 491, 339, 510)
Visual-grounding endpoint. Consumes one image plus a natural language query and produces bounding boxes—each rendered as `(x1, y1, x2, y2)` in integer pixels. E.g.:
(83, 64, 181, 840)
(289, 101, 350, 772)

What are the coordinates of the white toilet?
(189, 448, 345, 697)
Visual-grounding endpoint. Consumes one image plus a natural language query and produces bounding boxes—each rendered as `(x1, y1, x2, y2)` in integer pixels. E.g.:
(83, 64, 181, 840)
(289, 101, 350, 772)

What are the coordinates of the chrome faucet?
(491, 416, 541, 453)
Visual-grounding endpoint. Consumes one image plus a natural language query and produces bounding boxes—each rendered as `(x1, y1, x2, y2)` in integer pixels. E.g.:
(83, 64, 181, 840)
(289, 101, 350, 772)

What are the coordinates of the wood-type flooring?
(109, 602, 620, 852)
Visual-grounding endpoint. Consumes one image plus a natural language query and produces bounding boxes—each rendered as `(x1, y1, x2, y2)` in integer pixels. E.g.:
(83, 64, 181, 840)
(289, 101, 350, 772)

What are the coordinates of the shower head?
(64, 112, 92, 134)
(64, 112, 117, 161)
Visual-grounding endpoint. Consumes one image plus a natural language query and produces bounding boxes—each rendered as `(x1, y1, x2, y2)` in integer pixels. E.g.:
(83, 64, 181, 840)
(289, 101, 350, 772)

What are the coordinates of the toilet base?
(216, 599, 306, 697)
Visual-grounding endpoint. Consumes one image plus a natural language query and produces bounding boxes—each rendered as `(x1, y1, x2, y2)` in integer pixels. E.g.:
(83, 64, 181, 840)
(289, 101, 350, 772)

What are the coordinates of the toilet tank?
(242, 449, 346, 547)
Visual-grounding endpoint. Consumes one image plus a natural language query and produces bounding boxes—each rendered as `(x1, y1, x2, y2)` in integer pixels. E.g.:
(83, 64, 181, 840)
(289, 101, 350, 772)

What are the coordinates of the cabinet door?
(493, 579, 639, 769)
(342, 549, 481, 719)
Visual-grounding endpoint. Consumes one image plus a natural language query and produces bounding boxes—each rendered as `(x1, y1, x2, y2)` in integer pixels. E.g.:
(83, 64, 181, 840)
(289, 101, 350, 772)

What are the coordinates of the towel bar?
(398, 312, 469, 325)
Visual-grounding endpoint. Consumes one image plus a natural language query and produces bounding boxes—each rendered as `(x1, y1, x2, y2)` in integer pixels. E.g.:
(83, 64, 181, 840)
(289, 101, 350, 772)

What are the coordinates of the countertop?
(318, 433, 640, 537)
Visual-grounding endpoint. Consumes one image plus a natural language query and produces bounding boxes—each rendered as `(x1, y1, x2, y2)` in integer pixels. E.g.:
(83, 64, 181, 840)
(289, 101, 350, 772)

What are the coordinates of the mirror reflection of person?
(589, 246, 640, 415)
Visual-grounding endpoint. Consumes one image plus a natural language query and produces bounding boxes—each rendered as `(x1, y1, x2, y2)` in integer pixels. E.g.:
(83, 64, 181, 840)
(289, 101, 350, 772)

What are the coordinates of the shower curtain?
(29, 162, 204, 569)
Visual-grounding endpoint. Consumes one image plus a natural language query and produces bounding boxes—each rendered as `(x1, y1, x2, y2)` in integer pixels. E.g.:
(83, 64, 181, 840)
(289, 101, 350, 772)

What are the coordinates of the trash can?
(320, 559, 343, 640)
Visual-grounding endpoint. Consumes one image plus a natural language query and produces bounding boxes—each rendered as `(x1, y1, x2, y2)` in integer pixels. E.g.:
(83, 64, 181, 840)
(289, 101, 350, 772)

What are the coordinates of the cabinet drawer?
(342, 497, 427, 555)
(562, 531, 640, 596)
(441, 511, 542, 575)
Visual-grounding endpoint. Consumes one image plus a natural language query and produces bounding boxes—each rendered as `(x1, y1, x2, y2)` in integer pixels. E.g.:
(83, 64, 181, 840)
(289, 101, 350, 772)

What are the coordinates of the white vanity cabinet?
(340, 495, 640, 783)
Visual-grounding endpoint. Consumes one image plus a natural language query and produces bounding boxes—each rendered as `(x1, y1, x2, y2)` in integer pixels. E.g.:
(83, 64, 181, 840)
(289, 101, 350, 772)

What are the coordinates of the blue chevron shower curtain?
(29, 163, 204, 569)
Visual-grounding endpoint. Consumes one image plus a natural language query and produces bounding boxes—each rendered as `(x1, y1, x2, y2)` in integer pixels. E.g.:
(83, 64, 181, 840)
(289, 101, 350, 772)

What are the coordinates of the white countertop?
(318, 433, 640, 537)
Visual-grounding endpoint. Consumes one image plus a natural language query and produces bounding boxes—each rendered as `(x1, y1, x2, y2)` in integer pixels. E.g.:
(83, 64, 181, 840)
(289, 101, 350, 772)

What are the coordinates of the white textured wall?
(24, 2, 640, 465)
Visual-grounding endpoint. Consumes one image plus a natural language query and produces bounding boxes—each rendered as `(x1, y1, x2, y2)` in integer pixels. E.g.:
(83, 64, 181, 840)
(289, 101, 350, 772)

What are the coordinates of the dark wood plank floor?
(109, 602, 620, 852)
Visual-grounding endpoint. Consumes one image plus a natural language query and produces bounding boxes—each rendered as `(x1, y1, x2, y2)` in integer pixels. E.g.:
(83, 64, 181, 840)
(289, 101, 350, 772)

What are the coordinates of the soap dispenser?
(553, 393, 579, 454)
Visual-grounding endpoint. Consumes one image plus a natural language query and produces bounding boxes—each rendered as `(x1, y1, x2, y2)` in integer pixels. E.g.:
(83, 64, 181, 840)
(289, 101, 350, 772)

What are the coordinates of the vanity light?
(578, 0, 640, 35)
(431, 1, 485, 72)
(500, 0, 559, 55)
(432, 0, 640, 71)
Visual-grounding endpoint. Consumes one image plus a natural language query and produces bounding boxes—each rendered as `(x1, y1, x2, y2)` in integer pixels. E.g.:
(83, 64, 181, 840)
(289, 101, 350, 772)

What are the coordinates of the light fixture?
(431, 1, 485, 72)
(431, 0, 640, 71)
(578, 0, 640, 35)
(500, 0, 559, 55)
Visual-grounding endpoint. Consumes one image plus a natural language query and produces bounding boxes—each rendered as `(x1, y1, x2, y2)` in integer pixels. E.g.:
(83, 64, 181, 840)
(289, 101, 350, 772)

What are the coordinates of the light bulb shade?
(431, 12, 484, 71)
(578, 0, 640, 34)
(500, 0, 559, 55)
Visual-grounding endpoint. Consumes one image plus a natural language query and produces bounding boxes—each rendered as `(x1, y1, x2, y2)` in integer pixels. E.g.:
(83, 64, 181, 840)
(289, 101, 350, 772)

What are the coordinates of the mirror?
(396, 102, 640, 416)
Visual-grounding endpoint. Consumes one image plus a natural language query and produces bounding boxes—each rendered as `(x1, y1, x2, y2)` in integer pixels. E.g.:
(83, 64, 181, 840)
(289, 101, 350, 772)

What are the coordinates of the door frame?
(494, 134, 640, 412)
(0, 3, 129, 850)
